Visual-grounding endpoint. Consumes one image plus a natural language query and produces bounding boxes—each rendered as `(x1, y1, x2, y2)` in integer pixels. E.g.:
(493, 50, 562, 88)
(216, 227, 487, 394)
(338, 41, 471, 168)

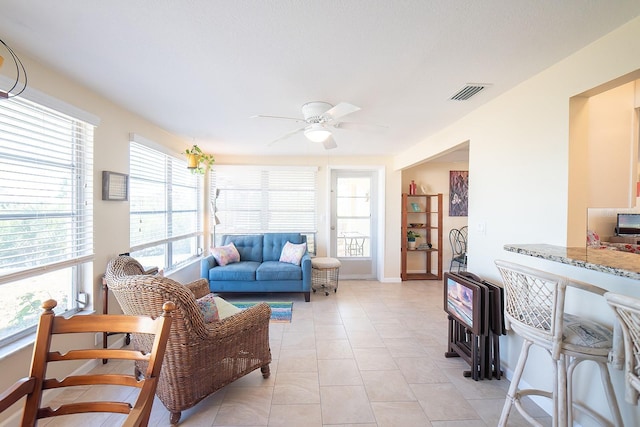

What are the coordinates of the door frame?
(326, 165, 386, 280)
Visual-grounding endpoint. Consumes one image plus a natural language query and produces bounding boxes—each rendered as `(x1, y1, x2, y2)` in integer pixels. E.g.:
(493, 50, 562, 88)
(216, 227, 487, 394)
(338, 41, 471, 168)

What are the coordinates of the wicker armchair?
(105, 256, 272, 425)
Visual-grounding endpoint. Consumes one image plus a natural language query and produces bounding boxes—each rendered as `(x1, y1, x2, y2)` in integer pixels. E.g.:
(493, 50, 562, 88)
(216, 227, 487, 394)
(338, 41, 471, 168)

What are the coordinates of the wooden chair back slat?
(43, 374, 142, 389)
(47, 348, 152, 363)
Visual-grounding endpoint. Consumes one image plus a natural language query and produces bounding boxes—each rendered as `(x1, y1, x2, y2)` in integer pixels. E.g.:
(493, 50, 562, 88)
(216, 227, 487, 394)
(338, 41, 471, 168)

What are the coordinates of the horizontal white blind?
(129, 141, 201, 251)
(0, 97, 94, 282)
(211, 166, 317, 234)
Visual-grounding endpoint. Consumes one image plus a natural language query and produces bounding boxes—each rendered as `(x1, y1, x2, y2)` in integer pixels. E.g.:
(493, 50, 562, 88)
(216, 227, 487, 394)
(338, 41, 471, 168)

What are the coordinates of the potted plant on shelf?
(184, 145, 215, 174)
(407, 230, 421, 250)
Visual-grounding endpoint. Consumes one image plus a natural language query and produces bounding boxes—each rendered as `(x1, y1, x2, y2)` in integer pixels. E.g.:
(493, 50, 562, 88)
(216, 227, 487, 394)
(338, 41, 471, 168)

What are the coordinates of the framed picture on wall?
(450, 170, 468, 216)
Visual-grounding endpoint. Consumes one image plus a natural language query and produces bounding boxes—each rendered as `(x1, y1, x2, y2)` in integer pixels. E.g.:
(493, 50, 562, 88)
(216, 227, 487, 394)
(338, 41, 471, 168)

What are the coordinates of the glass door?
(330, 169, 376, 278)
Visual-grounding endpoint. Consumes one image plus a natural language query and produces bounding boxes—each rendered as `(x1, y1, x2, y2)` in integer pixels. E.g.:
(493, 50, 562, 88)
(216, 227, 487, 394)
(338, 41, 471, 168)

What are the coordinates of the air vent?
(449, 84, 490, 101)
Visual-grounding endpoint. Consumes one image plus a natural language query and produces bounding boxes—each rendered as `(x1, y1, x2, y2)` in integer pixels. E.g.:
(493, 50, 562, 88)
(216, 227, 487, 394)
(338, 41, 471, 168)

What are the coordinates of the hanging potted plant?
(184, 145, 215, 174)
(407, 230, 421, 250)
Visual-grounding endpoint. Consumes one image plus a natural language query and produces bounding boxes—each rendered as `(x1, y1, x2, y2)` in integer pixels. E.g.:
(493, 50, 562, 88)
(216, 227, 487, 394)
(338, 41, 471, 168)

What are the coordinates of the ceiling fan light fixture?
(304, 124, 332, 142)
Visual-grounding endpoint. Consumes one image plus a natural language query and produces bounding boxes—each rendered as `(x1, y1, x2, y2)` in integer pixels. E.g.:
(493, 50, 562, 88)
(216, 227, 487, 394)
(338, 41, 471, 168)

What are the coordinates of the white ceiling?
(1, 1, 639, 159)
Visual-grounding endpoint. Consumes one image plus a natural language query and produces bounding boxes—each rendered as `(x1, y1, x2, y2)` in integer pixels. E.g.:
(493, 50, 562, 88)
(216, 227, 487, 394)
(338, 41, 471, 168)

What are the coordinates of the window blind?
(0, 97, 94, 284)
(210, 165, 317, 235)
(129, 141, 201, 267)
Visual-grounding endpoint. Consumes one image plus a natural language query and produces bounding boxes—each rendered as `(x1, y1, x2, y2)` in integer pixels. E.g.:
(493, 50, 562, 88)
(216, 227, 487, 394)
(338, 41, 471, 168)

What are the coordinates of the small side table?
(311, 257, 341, 296)
(102, 277, 131, 363)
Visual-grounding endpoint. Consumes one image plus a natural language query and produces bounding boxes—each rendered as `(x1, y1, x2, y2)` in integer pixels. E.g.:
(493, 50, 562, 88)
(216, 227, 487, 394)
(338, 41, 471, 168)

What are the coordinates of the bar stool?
(605, 292, 640, 406)
(495, 260, 622, 427)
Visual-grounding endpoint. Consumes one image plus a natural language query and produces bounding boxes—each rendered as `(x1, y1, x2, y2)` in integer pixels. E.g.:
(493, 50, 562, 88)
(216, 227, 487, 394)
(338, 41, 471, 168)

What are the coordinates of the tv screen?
(443, 272, 486, 335)
(617, 213, 640, 235)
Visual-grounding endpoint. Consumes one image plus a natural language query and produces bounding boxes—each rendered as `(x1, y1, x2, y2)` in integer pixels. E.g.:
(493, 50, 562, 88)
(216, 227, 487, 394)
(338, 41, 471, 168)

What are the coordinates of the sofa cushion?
(223, 235, 263, 262)
(279, 241, 307, 265)
(263, 233, 305, 261)
(209, 261, 260, 281)
(256, 261, 303, 281)
(211, 242, 240, 266)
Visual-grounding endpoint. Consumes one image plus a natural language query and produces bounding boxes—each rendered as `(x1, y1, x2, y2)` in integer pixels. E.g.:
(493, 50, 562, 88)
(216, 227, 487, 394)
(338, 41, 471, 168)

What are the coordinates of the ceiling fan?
(252, 101, 363, 150)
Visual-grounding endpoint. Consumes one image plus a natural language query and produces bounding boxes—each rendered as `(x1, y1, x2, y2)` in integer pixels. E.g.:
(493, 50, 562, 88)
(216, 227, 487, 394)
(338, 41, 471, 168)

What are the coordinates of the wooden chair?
(495, 260, 622, 427)
(105, 255, 272, 424)
(605, 292, 640, 406)
(0, 299, 175, 427)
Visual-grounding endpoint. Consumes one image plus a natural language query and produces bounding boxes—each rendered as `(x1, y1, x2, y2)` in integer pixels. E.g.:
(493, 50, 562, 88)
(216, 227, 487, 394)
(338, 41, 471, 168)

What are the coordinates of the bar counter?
(504, 244, 640, 280)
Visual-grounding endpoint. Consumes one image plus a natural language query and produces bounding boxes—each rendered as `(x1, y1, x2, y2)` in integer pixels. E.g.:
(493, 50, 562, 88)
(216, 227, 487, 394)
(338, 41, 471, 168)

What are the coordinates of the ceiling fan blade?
(268, 126, 306, 146)
(334, 121, 388, 131)
(322, 135, 338, 150)
(323, 102, 361, 121)
(251, 114, 304, 122)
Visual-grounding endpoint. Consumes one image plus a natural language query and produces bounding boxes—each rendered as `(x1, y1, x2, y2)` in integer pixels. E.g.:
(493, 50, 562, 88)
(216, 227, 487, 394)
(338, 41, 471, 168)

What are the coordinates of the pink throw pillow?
(211, 242, 240, 266)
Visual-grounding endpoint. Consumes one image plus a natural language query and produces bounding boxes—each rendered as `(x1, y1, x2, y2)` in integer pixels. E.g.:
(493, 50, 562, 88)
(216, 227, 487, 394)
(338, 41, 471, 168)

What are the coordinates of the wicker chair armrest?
(567, 278, 607, 296)
(201, 302, 271, 340)
(184, 279, 211, 299)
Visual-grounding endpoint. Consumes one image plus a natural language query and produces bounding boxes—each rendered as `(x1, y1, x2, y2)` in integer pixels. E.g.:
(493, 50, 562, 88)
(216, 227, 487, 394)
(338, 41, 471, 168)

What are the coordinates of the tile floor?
(37, 279, 552, 426)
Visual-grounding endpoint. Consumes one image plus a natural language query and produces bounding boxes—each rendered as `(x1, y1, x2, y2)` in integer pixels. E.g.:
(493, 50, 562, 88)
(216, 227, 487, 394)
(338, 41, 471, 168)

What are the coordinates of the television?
(443, 272, 487, 336)
(616, 213, 640, 235)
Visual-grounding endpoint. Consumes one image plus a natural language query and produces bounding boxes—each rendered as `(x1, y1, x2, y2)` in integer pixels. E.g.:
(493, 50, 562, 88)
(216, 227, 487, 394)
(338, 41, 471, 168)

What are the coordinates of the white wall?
(394, 16, 640, 425)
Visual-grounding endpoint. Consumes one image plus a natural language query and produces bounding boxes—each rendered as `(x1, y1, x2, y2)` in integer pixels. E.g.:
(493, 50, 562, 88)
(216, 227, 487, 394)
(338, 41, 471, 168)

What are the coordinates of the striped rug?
(231, 301, 293, 323)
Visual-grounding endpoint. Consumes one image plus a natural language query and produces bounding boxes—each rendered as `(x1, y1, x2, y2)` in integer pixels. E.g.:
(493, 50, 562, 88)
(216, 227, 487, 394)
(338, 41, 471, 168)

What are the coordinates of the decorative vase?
(409, 180, 417, 195)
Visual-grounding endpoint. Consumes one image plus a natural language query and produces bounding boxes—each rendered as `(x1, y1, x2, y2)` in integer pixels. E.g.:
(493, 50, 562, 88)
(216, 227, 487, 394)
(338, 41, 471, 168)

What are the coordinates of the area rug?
(232, 301, 293, 323)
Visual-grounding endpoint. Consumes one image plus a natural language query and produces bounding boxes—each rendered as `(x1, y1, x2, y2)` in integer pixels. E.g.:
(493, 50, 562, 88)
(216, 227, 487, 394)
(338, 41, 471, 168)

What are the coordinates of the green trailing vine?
(184, 145, 215, 174)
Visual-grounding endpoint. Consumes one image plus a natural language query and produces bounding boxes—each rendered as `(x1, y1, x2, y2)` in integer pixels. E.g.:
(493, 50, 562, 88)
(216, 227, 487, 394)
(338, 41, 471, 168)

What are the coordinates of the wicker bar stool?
(495, 260, 622, 427)
(605, 292, 640, 407)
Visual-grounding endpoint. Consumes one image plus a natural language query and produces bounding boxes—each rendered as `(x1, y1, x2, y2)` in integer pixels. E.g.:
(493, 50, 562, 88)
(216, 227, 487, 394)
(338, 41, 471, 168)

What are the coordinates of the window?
(0, 97, 94, 346)
(129, 138, 202, 270)
(210, 165, 317, 252)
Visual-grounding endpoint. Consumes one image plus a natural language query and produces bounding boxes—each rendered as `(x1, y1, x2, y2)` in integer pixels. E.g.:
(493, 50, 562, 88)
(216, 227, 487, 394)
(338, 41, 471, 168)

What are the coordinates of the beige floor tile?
(361, 370, 416, 402)
(383, 337, 429, 358)
(396, 357, 452, 384)
(316, 338, 354, 359)
(353, 347, 398, 371)
(277, 348, 318, 372)
(281, 331, 316, 350)
(314, 323, 348, 340)
(272, 371, 320, 404)
(430, 420, 487, 427)
(374, 321, 416, 339)
(268, 403, 323, 427)
(410, 383, 481, 421)
(370, 401, 433, 426)
(467, 396, 552, 427)
(213, 386, 273, 426)
(319, 385, 376, 424)
(318, 358, 362, 386)
(346, 330, 386, 348)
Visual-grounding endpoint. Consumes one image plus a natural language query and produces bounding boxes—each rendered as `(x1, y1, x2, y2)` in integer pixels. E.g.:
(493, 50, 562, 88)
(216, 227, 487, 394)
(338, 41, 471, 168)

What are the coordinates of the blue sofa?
(200, 233, 312, 302)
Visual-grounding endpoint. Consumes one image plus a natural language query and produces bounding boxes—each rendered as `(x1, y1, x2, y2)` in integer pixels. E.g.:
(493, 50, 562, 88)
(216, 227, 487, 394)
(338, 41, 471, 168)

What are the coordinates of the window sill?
(0, 308, 96, 362)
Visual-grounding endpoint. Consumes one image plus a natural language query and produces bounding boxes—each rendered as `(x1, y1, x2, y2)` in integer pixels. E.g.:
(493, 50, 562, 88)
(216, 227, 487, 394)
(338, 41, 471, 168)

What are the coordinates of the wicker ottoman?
(311, 257, 341, 296)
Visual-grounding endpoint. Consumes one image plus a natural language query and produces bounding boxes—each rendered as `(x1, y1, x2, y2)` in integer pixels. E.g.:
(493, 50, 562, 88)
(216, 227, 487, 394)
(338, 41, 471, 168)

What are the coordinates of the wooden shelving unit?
(401, 193, 443, 280)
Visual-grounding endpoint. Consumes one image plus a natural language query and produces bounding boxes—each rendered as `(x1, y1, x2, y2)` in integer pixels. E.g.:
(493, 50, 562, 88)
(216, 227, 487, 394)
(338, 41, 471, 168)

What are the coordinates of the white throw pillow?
(279, 241, 306, 265)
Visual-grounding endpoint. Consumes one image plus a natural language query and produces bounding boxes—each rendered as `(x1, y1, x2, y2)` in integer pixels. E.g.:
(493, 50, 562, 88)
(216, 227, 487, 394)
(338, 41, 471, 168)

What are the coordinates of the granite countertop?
(504, 244, 640, 280)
